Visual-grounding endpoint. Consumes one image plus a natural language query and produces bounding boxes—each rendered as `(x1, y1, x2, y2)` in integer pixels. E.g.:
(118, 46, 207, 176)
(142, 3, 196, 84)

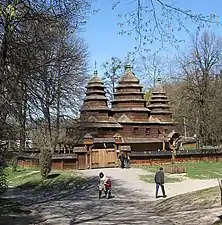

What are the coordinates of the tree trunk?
(54, 71, 61, 152)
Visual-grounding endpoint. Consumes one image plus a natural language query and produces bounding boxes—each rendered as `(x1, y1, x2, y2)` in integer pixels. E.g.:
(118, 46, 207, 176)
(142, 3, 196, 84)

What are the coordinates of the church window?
(133, 126, 139, 133)
(146, 128, 150, 135)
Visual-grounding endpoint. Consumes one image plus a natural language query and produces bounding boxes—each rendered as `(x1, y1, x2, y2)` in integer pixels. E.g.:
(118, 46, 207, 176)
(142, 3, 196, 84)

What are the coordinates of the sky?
(82, 0, 222, 76)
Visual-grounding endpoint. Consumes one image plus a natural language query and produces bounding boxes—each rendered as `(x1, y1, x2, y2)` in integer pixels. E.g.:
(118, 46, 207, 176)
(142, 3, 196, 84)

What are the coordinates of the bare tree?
(136, 54, 177, 88)
(112, 0, 219, 52)
(0, 0, 90, 177)
(177, 31, 222, 146)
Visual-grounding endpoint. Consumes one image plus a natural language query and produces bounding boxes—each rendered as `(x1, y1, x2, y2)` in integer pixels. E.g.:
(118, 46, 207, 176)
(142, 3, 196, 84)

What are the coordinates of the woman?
(124, 153, 130, 169)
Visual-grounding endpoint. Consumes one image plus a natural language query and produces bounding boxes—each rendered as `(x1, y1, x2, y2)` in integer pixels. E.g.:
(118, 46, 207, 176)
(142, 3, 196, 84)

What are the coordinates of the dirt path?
(2, 168, 221, 225)
(82, 167, 218, 199)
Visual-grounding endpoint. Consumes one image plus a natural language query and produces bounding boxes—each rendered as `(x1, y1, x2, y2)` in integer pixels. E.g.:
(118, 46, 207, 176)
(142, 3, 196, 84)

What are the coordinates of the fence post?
(221, 180, 222, 206)
(218, 179, 222, 206)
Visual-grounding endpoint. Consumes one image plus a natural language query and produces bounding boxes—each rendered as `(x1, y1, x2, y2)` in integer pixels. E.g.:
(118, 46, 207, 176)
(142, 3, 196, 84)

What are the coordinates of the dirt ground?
(82, 168, 219, 199)
(2, 167, 222, 225)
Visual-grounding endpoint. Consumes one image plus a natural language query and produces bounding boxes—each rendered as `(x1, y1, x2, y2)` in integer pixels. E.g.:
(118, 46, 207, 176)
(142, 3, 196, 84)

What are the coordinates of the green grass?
(184, 162, 222, 179)
(1, 166, 85, 220)
(4, 166, 85, 190)
(137, 161, 222, 182)
(183, 146, 196, 151)
(5, 166, 40, 186)
(139, 174, 183, 183)
(154, 186, 221, 212)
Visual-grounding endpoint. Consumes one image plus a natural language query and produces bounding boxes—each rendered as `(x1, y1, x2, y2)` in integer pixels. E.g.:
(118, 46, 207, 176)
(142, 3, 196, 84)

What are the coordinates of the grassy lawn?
(139, 173, 183, 183)
(137, 161, 222, 183)
(1, 166, 86, 218)
(4, 166, 85, 189)
(154, 186, 221, 212)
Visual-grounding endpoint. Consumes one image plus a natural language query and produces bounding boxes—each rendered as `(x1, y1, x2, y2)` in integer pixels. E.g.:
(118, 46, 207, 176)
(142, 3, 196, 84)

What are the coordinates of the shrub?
(0, 168, 7, 194)
(39, 148, 52, 180)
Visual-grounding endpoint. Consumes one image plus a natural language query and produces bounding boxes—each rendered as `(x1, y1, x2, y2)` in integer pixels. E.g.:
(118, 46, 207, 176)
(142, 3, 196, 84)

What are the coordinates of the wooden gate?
(78, 154, 86, 170)
(91, 149, 117, 168)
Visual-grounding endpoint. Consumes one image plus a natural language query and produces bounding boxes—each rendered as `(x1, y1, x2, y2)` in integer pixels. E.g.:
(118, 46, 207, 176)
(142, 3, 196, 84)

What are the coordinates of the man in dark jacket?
(118, 152, 125, 169)
(154, 167, 167, 198)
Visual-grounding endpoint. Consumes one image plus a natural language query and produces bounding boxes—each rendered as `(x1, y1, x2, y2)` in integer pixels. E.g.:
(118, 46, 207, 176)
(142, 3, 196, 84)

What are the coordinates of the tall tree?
(175, 31, 222, 146)
(136, 54, 177, 88)
(0, 0, 90, 177)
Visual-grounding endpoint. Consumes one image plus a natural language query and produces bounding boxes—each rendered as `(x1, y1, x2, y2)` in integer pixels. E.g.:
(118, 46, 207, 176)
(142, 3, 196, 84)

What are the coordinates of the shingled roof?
(88, 69, 102, 83)
(117, 114, 133, 123)
(119, 64, 139, 83)
(149, 115, 161, 123)
(152, 83, 166, 94)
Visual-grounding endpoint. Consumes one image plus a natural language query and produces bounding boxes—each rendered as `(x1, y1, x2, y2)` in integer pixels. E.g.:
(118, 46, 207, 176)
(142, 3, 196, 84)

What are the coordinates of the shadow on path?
(2, 173, 222, 225)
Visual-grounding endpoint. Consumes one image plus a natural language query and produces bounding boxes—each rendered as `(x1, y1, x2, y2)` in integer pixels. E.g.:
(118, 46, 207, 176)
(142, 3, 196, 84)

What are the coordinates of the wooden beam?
(89, 146, 92, 169)
(85, 153, 88, 169)
(218, 179, 222, 206)
(162, 141, 165, 151)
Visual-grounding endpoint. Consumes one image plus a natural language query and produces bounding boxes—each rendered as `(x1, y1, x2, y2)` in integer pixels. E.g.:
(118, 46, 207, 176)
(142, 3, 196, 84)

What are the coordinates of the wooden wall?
(18, 153, 222, 169)
(131, 155, 222, 165)
(18, 158, 79, 170)
(131, 143, 163, 152)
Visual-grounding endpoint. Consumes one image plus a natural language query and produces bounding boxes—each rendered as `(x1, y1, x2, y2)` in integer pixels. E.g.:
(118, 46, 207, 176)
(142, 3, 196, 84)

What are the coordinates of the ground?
(1, 166, 222, 225)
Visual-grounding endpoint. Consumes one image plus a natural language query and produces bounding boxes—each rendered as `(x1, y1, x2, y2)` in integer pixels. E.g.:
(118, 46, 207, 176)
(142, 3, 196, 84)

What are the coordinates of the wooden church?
(18, 65, 179, 170)
(58, 64, 178, 169)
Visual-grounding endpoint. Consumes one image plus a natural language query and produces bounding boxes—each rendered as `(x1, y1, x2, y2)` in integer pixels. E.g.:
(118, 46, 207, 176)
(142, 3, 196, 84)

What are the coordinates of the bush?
(11, 155, 18, 172)
(39, 148, 52, 180)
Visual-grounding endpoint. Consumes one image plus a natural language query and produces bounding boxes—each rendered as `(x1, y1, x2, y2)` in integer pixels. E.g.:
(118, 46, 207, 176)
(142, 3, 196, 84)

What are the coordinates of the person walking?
(118, 152, 125, 169)
(154, 167, 167, 198)
(124, 153, 130, 168)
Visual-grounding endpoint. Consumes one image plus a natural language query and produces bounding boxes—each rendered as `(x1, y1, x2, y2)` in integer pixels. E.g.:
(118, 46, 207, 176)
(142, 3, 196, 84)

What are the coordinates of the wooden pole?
(218, 179, 222, 206)
(221, 180, 222, 206)
(162, 140, 165, 151)
(85, 152, 88, 169)
(89, 146, 92, 169)
(172, 146, 175, 164)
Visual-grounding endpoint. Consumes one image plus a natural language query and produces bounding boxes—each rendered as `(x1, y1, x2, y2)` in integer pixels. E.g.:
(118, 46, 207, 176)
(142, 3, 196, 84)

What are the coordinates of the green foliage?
(39, 149, 52, 179)
(144, 88, 153, 106)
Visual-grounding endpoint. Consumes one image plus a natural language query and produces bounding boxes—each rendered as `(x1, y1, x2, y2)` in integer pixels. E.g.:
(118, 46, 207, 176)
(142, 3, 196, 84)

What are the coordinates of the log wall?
(17, 153, 222, 170)
(130, 155, 222, 165)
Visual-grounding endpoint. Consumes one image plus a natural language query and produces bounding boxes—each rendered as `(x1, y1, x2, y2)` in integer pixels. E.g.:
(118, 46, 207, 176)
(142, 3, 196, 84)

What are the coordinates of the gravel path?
(82, 167, 219, 200)
(2, 168, 221, 225)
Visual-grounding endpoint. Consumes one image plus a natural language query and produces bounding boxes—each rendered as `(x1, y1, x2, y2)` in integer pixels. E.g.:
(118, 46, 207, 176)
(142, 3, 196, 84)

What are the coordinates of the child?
(98, 172, 111, 199)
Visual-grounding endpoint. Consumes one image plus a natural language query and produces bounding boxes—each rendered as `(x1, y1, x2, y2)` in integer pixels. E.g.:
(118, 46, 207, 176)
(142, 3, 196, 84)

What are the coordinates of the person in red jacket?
(98, 172, 112, 199)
